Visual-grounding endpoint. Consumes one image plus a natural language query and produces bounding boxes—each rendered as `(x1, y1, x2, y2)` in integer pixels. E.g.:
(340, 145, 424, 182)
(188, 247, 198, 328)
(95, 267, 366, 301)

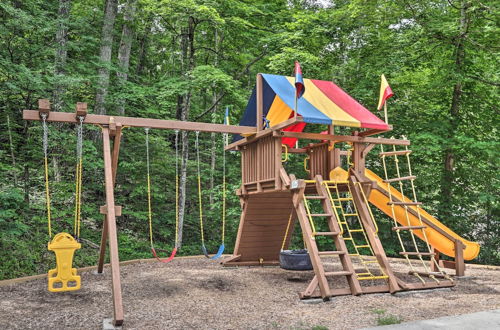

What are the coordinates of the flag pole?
(294, 93, 298, 121)
(384, 102, 388, 124)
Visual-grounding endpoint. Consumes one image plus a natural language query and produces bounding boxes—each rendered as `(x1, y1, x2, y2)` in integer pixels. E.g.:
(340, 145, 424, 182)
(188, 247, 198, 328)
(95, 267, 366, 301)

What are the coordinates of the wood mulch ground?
(0, 256, 499, 330)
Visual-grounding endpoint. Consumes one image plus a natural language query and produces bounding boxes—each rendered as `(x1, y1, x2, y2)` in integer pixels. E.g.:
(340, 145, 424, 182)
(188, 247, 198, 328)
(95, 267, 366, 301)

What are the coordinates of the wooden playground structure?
(24, 73, 480, 326)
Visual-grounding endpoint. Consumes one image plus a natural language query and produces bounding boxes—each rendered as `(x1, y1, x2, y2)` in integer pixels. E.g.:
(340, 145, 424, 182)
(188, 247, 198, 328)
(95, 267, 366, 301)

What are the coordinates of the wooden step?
(383, 176, 417, 183)
(318, 251, 346, 256)
(305, 196, 326, 200)
(325, 271, 352, 276)
(379, 150, 412, 157)
(388, 201, 422, 206)
(314, 231, 340, 236)
(392, 225, 426, 231)
(399, 251, 435, 256)
(310, 213, 332, 217)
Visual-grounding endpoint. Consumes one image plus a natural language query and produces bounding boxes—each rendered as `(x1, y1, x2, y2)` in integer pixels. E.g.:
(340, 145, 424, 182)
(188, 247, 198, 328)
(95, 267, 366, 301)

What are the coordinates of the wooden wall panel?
(235, 191, 294, 262)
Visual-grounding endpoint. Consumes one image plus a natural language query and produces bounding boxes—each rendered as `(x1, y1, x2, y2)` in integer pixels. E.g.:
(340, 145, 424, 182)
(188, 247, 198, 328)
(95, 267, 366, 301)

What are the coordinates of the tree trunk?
(176, 17, 196, 248)
(6, 115, 18, 186)
(95, 0, 118, 115)
(439, 1, 470, 221)
(116, 0, 137, 115)
(53, 0, 71, 112)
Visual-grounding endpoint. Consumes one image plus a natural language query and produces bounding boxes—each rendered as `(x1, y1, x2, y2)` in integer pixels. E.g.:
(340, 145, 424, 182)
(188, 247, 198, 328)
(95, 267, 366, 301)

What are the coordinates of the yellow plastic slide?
(330, 167, 480, 260)
(364, 169, 480, 260)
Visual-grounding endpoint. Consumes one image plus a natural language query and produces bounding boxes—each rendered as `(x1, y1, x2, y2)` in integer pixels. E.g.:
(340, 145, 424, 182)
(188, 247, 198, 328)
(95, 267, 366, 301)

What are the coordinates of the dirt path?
(0, 257, 499, 329)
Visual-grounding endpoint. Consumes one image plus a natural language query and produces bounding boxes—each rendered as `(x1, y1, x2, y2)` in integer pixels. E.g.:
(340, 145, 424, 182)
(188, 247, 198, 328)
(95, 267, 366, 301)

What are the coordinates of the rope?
(73, 116, 84, 239)
(145, 128, 154, 248)
(195, 131, 205, 245)
(221, 133, 226, 244)
(174, 130, 179, 248)
(42, 115, 52, 238)
(281, 211, 293, 251)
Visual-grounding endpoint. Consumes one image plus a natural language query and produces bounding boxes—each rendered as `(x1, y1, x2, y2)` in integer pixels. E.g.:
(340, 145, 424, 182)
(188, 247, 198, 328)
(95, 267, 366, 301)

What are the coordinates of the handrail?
(355, 181, 379, 235)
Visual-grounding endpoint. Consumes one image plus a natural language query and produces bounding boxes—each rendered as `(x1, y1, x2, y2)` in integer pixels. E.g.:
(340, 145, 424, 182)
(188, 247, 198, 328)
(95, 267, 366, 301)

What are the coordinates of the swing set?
(25, 99, 246, 326)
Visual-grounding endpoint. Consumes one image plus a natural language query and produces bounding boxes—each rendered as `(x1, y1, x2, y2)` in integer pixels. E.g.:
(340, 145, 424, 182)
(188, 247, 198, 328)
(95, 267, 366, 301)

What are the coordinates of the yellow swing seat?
(47, 232, 81, 292)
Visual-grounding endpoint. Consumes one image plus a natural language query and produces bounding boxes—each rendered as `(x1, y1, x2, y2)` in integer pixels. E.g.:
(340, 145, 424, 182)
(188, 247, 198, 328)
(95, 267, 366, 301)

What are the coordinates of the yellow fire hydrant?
(47, 232, 81, 292)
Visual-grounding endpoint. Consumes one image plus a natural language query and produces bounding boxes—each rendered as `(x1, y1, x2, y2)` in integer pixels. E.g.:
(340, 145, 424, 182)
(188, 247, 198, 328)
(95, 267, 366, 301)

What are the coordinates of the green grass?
(371, 308, 402, 326)
(311, 326, 329, 330)
(377, 315, 402, 326)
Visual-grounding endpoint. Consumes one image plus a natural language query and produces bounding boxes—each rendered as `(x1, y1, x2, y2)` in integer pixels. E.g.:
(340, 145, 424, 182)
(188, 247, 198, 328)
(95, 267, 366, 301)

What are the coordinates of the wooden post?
(97, 124, 123, 273)
(274, 137, 282, 190)
(454, 239, 465, 276)
(352, 141, 365, 176)
(101, 127, 124, 326)
(431, 247, 440, 272)
(256, 74, 263, 131)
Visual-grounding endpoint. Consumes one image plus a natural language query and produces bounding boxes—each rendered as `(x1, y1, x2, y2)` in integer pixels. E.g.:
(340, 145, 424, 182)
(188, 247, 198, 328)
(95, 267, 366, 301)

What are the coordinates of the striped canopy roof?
(237, 74, 389, 131)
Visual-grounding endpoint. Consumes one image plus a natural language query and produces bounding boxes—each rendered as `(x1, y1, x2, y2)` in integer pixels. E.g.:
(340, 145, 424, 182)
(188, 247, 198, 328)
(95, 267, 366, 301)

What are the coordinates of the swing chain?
(42, 114, 49, 158)
(195, 131, 205, 244)
(74, 116, 84, 240)
(174, 129, 179, 248)
(42, 114, 52, 238)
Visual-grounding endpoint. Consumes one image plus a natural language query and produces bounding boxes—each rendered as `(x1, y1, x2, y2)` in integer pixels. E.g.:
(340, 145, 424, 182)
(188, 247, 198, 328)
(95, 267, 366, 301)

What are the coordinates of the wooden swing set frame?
(23, 73, 467, 326)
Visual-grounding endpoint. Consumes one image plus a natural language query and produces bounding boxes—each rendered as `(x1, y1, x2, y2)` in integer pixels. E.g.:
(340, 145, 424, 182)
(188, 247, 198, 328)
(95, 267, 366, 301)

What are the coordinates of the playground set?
(23, 72, 480, 326)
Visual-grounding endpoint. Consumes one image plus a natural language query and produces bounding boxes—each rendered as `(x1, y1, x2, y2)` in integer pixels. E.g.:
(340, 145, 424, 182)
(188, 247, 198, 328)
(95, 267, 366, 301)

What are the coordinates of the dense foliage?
(0, 0, 498, 280)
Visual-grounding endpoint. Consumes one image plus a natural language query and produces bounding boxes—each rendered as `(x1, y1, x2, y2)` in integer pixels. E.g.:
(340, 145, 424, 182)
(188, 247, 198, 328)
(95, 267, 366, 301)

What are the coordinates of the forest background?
(0, 0, 498, 280)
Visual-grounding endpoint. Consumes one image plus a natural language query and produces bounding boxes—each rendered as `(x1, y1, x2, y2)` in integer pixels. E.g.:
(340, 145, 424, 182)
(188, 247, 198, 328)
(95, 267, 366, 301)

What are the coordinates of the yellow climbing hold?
(47, 232, 81, 292)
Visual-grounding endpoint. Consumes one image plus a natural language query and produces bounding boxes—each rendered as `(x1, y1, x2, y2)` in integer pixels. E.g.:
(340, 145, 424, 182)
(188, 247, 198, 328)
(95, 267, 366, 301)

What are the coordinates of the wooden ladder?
(290, 174, 362, 299)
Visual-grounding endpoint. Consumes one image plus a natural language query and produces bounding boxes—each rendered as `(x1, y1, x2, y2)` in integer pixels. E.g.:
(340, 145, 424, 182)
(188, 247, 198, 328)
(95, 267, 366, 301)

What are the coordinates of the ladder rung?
(379, 150, 412, 157)
(383, 176, 417, 183)
(392, 226, 426, 231)
(355, 245, 371, 248)
(343, 213, 358, 217)
(388, 201, 422, 206)
(306, 195, 326, 200)
(349, 229, 364, 233)
(335, 197, 353, 201)
(339, 221, 347, 224)
(363, 260, 380, 264)
(356, 272, 372, 276)
(310, 213, 332, 217)
(399, 252, 435, 256)
(314, 231, 340, 236)
(343, 237, 353, 241)
(358, 275, 389, 280)
(325, 271, 352, 277)
(318, 251, 346, 256)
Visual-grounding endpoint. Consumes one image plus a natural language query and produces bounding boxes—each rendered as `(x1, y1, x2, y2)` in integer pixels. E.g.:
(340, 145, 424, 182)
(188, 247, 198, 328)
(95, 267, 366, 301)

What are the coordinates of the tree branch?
(467, 75, 500, 87)
(194, 48, 268, 121)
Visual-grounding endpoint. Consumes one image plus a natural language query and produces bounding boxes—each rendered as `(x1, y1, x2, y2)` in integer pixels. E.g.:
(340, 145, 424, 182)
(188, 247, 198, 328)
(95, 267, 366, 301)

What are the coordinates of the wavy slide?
(363, 169, 480, 260)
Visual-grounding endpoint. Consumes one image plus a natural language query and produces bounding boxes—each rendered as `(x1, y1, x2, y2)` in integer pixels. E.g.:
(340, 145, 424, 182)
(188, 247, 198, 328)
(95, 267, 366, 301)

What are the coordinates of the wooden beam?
(101, 127, 124, 326)
(23, 110, 255, 134)
(256, 74, 263, 131)
(225, 117, 302, 151)
(275, 131, 411, 145)
(358, 126, 392, 137)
